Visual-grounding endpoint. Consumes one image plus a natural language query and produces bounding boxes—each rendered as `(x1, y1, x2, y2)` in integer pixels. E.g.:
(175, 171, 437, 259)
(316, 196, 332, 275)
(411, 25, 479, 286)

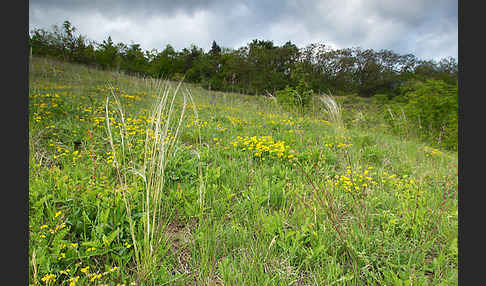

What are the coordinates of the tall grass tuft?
(319, 91, 344, 132)
(105, 79, 199, 282)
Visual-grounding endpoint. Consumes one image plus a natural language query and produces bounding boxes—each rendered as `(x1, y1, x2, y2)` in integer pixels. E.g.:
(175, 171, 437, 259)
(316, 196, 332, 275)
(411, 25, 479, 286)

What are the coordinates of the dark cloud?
(29, 0, 213, 18)
(28, 0, 457, 60)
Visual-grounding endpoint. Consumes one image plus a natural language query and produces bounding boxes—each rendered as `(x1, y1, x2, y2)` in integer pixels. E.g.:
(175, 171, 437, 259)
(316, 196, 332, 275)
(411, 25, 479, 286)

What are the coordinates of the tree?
(72, 34, 96, 65)
(180, 44, 203, 82)
(245, 39, 281, 94)
(30, 28, 59, 57)
(121, 43, 149, 75)
(209, 40, 221, 58)
(96, 36, 121, 70)
(150, 44, 184, 78)
(29, 19, 457, 100)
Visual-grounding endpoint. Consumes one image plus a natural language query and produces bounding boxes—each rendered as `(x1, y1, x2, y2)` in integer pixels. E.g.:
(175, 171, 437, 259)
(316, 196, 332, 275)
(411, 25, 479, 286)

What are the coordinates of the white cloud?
(28, 0, 457, 61)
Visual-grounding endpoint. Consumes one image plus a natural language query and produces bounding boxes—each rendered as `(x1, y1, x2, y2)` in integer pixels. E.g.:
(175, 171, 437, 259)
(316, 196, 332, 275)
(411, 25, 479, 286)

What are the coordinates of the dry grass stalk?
(105, 79, 199, 281)
(319, 92, 344, 131)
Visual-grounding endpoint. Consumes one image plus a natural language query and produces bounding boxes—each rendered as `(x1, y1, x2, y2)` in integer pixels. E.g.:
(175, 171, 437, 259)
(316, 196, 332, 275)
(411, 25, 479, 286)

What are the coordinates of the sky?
(29, 0, 457, 62)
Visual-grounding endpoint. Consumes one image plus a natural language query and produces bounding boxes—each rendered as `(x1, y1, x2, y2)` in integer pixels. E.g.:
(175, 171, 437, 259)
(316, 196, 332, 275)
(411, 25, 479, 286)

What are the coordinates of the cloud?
(29, 0, 457, 60)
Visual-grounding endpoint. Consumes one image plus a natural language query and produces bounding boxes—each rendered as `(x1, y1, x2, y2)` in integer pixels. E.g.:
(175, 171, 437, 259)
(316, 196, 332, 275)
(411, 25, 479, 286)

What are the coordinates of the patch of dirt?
(166, 218, 196, 277)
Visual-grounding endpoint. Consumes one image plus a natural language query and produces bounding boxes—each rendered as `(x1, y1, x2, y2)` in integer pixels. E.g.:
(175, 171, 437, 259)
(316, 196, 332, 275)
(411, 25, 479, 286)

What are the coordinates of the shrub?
(171, 72, 185, 82)
(276, 79, 313, 112)
(373, 94, 389, 104)
(405, 80, 457, 149)
(385, 79, 457, 150)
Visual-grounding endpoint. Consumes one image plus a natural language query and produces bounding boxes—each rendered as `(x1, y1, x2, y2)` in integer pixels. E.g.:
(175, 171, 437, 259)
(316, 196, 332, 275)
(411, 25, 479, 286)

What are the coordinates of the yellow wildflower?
(90, 273, 102, 282)
(81, 266, 90, 274)
(41, 274, 56, 283)
(68, 276, 80, 286)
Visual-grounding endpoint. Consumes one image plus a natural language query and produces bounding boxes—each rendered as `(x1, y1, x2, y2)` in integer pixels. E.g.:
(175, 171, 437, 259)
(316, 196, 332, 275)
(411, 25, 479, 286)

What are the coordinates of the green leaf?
(81, 240, 101, 248)
(102, 228, 120, 247)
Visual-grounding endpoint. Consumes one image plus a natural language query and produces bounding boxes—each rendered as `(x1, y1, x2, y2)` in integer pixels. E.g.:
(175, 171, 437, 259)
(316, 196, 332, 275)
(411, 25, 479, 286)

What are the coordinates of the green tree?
(121, 43, 149, 75)
(149, 44, 184, 78)
(30, 28, 60, 58)
(180, 44, 203, 81)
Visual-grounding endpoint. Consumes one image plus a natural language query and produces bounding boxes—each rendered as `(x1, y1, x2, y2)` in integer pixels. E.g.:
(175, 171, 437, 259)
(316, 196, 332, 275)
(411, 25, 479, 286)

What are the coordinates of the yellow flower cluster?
(331, 166, 378, 193)
(59, 269, 71, 275)
(379, 172, 419, 192)
(103, 114, 159, 142)
(37, 208, 68, 241)
(424, 146, 444, 157)
(30, 92, 64, 123)
(89, 272, 102, 282)
(81, 266, 90, 274)
(67, 276, 79, 286)
(257, 112, 279, 119)
(120, 93, 136, 100)
(280, 119, 295, 126)
(119, 92, 147, 101)
(186, 118, 208, 128)
(213, 137, 222, 146)
(71, 150, 82, 163)
(227, 116, 248, 126)
(52, 146, 82, 163)
(93, 116, 106, 128)
(106, 151, 115, 165)
(323, 135, 353, 150)
(31, 83, 73, 90)
(215, 122, 227, 132)
(54, 85, 71, 89)
(33, 113, 42, 123)
(30, 93, 61, 99)
(41, 273, 56, 283)
(81, 106, 94, 114)
(123, 116, 148, 136)
(232, 135, 295, 161)
(337, 142, 353, 149)
(43, 263, 120, 286)
(39, 222, 66, 237)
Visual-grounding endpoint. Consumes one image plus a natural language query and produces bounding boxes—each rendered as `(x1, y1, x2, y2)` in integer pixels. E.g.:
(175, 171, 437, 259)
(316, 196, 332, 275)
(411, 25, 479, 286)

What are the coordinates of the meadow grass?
(29, 56, 457, 285)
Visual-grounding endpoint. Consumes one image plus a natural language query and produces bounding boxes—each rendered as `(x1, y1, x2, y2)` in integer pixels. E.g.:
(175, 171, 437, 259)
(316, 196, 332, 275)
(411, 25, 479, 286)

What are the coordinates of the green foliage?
(276, 80, 313, 112)
(30, 20, 457, 100)
(405, 80, 457, 149)
(373, 93, 390, 104)
(120, 44, 149, 75)
(95, 36, 122, 70)
(385, 79, 458, 150)
(172, 72, 185, 82)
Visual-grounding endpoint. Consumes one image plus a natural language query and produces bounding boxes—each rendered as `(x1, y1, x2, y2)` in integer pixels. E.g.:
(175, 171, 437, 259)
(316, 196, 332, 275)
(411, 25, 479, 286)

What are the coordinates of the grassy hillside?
(29, 57, 458, 285)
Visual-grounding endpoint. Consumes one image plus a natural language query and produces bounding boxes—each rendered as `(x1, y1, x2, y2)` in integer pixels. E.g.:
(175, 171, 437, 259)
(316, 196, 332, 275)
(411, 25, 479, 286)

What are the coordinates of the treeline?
(29, 20, 457, 98)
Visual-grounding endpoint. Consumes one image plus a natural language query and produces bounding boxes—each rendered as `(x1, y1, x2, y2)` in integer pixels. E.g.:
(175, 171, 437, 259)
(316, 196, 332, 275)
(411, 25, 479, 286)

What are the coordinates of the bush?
(172, 72, 185, 82)
(405, 79, 457, 150)
(276, 79, 313, 112)
(373, 94, 389, 104)
(385, 79, 457, 150)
